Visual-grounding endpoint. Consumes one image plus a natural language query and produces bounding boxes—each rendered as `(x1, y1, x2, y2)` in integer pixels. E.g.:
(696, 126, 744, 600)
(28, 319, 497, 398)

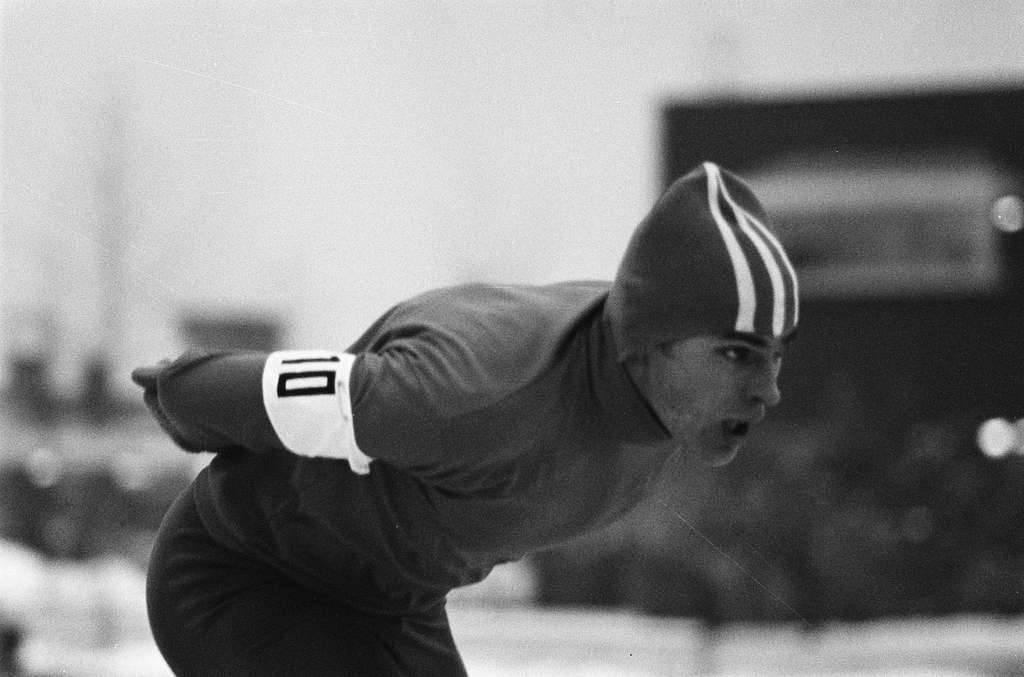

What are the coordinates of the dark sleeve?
(157, 350, 286, 453)
(348, 329, 518, 478)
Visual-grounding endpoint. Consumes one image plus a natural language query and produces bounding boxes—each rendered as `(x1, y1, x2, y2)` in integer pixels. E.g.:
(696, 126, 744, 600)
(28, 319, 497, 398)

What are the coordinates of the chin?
(674, 426, 741, 466)
(695, 443, 739, 467)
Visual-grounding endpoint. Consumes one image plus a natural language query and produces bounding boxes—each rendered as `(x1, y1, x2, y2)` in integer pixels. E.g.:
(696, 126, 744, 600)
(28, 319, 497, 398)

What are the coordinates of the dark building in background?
(180, 312, 284, 353)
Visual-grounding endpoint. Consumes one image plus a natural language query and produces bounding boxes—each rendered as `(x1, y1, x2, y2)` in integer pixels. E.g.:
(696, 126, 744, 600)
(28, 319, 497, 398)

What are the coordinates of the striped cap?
(606, 162, 799, 359)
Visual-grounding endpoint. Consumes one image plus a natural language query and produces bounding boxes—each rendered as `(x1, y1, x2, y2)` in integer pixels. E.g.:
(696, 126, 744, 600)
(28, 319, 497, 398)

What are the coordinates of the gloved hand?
(131, 355, 214, 452)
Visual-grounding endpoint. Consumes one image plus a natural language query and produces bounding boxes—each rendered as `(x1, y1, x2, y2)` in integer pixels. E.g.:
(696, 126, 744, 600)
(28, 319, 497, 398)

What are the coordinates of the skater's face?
(628, 332, 788, 466)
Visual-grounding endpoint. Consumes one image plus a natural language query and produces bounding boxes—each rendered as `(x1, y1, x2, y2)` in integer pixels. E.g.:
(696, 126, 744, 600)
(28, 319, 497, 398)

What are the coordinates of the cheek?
(664, 359, 736, 404)
(680, 375, 743, 418)
(647, 358, 742, 424)
(652, 374, 704, 426)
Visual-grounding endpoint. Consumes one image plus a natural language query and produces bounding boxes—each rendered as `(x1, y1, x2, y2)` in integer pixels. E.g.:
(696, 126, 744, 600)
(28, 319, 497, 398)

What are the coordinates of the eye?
(719, 345, 753, 363)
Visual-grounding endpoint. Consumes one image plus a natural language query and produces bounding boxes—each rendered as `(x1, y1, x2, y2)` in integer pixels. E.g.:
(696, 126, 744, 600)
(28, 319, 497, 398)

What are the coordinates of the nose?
(748, 364, 782, 410)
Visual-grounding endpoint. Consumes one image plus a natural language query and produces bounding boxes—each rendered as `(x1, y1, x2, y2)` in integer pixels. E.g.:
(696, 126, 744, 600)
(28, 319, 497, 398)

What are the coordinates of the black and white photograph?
(1, 2, 1023, 675)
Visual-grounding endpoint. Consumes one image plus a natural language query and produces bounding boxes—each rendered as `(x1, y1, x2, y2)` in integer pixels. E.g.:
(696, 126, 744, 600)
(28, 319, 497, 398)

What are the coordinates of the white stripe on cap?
(704, 163, 757, 333)
(713, 165, 791, 336)
(743, 206, 799, 328)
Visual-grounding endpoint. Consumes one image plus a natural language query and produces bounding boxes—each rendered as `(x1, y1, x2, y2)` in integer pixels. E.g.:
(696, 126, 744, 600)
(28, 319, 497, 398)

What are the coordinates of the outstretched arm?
(131, 350, 280, 453)
(131, 349, 373, 474)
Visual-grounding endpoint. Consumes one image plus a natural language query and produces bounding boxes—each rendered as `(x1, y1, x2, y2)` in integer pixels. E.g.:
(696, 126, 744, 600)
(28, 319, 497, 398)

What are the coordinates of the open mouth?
(722, 419, 750, 438)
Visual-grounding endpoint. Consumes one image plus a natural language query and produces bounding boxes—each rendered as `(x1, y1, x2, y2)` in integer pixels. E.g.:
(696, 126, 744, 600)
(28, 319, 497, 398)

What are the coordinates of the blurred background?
(2, 1, 1024, 675)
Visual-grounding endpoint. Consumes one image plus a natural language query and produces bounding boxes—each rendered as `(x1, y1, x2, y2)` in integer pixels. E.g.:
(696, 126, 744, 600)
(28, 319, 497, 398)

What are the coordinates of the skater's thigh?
(198, 574, 405, 676)
(147, 489, 405, 676)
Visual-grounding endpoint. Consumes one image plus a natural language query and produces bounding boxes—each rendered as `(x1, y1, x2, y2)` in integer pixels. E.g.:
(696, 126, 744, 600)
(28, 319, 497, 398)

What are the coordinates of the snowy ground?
(2, 540, 1022, 676)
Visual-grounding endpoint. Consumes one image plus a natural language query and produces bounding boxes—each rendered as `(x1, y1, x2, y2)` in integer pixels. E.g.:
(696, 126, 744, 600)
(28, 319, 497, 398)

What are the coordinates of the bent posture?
(134, 162, 799, 676)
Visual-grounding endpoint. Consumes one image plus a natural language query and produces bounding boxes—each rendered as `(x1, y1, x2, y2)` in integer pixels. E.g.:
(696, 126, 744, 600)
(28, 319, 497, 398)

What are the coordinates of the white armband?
(261, 350, 373, 475)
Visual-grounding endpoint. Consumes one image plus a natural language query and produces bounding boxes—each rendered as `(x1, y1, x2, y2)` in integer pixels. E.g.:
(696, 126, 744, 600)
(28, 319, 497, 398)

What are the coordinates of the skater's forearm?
(136, 350, 285, 453)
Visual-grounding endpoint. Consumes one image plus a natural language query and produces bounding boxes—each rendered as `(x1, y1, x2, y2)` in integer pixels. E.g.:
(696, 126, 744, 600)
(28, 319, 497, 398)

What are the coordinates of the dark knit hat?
(606, 161, 799, 359)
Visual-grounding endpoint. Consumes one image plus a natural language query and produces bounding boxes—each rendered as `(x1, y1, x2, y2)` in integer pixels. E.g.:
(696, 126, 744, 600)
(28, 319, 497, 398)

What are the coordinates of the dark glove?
(131, 355, 214, 452)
